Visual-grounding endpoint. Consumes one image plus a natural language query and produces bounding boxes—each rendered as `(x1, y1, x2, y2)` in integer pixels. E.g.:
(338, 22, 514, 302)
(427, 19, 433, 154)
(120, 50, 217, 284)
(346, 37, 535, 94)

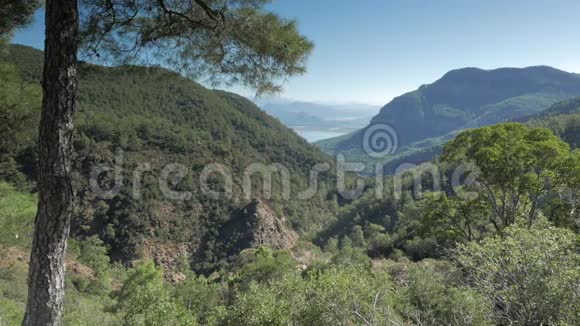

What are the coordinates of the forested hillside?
(0, 45, 338, 272)
(519, 96, 580, 148)
(4, 1, 579, 325)
(2, 119, 578, 324)
(1, 46, 579, 326)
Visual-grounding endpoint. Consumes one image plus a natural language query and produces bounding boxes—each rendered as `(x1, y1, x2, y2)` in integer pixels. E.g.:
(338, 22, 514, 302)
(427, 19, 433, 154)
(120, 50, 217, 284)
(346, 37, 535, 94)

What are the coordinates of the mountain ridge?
(317, 65, 580, 169)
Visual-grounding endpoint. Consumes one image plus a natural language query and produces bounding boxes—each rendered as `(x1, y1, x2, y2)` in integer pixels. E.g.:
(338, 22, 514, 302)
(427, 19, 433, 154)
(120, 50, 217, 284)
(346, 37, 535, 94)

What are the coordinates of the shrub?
(454, 220, 580, 325)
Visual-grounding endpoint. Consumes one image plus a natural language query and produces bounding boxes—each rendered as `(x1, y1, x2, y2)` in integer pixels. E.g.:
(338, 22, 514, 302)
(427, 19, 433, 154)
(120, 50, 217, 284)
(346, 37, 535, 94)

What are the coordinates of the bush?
(114, 261, 195, 325)
(454, 220, 580, 325)
(397, 262, 493, 325)
(225, 266, 404, 325)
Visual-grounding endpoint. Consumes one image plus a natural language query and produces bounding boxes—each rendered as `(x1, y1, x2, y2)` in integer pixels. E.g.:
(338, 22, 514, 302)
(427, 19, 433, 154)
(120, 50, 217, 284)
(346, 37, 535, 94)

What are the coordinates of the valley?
(1, 2, 579, 325)
(1, 44, 578, 325)
(257, 99, 378, 142)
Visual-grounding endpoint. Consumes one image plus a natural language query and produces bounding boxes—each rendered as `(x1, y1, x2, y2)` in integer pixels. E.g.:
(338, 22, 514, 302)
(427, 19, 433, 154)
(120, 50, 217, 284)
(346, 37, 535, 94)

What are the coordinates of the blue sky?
(12, 0, 580, 105)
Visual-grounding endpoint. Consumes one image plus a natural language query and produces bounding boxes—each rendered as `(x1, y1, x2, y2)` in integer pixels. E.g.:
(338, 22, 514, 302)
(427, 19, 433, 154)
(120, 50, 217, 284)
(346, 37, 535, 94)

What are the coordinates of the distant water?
(295, 129, 347, 143)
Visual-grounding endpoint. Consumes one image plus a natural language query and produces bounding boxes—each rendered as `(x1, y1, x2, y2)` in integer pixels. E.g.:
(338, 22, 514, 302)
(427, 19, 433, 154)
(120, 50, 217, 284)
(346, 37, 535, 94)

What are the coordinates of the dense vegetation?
(0, 45, 339, 272)
(520, 96, 580, 148)
(1, 45, 579, 325)
(320, 122, 578, 258)
(1, 178, 578, 325)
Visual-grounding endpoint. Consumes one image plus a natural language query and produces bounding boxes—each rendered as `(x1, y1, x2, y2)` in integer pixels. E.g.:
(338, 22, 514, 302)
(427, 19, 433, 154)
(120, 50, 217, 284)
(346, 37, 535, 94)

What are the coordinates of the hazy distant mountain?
(257, 99, 379, 142)
(259, 99, 378, 120)
(317, 66, 580, 165)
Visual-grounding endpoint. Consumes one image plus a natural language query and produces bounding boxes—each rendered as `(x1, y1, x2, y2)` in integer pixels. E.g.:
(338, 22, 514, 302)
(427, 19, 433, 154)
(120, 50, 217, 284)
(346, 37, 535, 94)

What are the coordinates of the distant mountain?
(258, 99, 379, 142)
(317, 66, 580, 168)
(259, 99, 378, 120)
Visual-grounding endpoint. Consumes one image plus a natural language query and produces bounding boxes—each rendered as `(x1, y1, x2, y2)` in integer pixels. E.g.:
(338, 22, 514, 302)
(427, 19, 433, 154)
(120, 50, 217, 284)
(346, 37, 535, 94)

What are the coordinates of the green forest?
(1, 1, 579, 325)
(1, 43, 579, 325)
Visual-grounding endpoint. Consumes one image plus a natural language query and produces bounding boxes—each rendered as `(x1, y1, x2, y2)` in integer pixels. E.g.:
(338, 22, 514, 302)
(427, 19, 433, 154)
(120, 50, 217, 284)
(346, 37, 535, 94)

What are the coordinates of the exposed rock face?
(186, 198, 301, 272)
(139, 239, 190, 282)
(210, 198, 298, 261)
(241, 198, 298, 250)
(140, 238, 190, 270)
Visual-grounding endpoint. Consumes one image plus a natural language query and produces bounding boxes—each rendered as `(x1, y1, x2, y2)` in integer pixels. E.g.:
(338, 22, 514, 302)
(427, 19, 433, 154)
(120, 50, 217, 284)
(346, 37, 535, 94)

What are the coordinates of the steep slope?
(519, 96, 580, 120)
(0, 45, 338, 271)
(518, 97, 580, 149)
(317, 66, 580, 169)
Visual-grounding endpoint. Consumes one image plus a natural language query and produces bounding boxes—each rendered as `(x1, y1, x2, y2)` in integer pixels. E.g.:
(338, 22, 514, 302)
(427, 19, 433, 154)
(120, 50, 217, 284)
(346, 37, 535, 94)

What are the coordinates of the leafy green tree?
(323, 237, 339, 254)
(332, 239, 371, 267)
(542, 149, 579, 230)
(454, 220, 580, 325)
(226, 266, 404, 325)
(364, 222, 393, 257)
(173, 275, 226, 325)
(225, 274, 304, 326)
(442, 124, 574, 231)
(401, 236, 437, 261)
(114, 261, 195, 325)
(349, 224, 366, 247)
(234, 247, 296, 289)
(24, 0, 313, 323)
(339, 234, 353, 250)
(299, 267, 402, 325)
(81, 0, 314, 94)
(421, 193, 491, 245)
(76, 235, 112, 294)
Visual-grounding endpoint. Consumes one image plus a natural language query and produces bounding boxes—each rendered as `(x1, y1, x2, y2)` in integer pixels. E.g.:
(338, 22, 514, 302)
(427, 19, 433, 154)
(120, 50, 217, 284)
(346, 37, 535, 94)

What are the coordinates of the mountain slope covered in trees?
(519, 96, 580, 148)
(317, 66, 580, 168)
(1, 45, 579, 325)
(0, 45, 338, 272)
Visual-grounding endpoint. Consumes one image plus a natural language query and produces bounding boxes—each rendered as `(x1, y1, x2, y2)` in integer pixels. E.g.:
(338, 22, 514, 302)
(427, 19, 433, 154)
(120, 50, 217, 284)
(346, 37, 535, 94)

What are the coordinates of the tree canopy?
(0, 0, 39, 46)
(441, 123, 575, 230)
(80, 0, 314, 94)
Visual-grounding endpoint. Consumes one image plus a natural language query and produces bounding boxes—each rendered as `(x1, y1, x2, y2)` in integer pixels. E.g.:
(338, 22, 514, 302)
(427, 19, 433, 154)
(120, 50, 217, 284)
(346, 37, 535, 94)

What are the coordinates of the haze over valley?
(257, 98, 379, 142)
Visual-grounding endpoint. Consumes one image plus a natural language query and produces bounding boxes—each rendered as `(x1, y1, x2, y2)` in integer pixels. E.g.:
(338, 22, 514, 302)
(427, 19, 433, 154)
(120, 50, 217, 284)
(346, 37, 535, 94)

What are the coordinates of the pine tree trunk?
(23, 0, 78, 325)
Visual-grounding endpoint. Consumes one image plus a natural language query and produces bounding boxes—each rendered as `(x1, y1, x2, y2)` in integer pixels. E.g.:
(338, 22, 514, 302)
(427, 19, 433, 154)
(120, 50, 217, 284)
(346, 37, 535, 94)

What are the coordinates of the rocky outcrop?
(138, 239, 190, 283)
(240, 198, 298, 250)
(140, 238, 189, 269)
(210, 198, 298, 261)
